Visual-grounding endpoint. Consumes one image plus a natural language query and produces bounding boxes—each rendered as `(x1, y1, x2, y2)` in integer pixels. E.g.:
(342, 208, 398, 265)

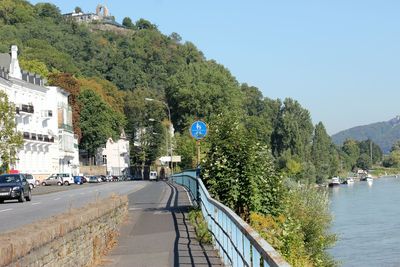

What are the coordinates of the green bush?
(251, 182, 337, 267)
(188, 208, 212, 245)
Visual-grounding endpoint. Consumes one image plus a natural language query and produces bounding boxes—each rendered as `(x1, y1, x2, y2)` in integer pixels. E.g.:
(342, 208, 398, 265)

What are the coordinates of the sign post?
(190, 121, 208, 167)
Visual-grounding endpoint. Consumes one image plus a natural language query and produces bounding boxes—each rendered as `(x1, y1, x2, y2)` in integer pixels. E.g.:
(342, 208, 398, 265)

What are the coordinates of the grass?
(370, 167, 400, 177)
(188, 208, 212, 245)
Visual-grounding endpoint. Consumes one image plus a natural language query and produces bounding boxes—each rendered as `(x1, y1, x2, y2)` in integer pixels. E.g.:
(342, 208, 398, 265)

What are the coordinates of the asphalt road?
(0, 181, 149, 233)
(104, 181, 223, 267)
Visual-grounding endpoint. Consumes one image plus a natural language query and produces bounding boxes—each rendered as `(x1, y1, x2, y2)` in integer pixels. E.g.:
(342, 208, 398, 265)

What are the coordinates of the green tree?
(356, 153, 371, 170)
(169, 32, 182, 43)
(341, 139, 360, 170)
(0, 91, 23, 172)
(174, 133, 196, 169)
(74, 6, 82, 13)
(19, 58, 49, 79)
(78, 89, 124, 157)
(166, 61, 243, 131)
(122, 17, 135, 29)
(391, 140, 400, 152)
(124, 88, 166, 166)
(271, 98, 314, 160)
(312, 122, 337, 184)
(135, 18, 156, 30)
(0, 0, 35, 25)
(202, 113, 284, 219)
(383, 150, 400, 168)
(34, 3, 61, 20)
(358, 139, 382, 164)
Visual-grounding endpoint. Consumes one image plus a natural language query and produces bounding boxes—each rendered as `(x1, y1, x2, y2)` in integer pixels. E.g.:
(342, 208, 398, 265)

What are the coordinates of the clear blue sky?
(30, 0, 400, 134)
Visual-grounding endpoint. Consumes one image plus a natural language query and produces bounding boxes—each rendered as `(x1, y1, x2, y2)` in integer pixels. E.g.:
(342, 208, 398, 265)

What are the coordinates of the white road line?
(129, 207, 143, 211)
(154, 211, 169, 215)
(54, 197, 61, 200)
(0, 208, 12, 213)
(31, 202, 41, 205)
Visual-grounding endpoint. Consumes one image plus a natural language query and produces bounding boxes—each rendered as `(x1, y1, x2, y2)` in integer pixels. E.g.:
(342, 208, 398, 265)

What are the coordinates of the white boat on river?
(343, 177, 354, 184)
(329, 177, 341, 187)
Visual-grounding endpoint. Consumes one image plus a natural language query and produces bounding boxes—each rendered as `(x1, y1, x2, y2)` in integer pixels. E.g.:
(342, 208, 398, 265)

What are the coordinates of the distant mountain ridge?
(331, 116, 400, 153)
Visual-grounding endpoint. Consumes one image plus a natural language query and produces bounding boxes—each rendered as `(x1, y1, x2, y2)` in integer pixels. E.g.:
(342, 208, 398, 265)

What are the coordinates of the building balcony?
(60, 123, 73, 132)
(16, 104, 34, 115)
(23, 132, 54, 143)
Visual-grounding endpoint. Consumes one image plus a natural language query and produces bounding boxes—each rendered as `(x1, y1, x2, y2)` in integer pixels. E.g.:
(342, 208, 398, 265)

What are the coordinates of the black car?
(0, 174, 32, 203)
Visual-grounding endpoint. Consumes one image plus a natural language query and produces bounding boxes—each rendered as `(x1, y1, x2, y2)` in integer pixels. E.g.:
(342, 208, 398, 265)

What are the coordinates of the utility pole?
(145, 98, 173, 175)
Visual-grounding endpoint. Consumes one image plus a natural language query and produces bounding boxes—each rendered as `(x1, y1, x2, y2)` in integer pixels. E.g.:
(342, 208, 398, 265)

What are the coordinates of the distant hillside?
(331, 116, 400, 153)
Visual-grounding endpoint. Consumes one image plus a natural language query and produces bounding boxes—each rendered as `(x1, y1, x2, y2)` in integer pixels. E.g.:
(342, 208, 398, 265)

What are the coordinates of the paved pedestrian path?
(102, 181, 223, 267)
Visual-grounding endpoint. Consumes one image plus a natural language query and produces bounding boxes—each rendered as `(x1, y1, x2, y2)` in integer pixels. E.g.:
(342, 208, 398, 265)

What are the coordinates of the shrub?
(251, 183, 337, 267)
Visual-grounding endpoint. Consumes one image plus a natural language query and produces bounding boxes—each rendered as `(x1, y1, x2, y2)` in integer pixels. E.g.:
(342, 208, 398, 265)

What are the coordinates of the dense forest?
(1, 1, 391, 265)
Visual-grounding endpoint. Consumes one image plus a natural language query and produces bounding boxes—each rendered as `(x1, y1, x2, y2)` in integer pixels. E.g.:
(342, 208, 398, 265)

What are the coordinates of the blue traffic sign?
(190, 121, 208, 140)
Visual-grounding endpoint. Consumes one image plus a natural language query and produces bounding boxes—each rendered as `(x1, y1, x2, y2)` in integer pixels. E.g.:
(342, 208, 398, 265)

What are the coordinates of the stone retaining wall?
(0, 195, 128, 267)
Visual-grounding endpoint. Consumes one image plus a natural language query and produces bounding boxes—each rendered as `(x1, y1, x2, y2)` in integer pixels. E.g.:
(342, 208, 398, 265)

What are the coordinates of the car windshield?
(0, 175, 20, 183)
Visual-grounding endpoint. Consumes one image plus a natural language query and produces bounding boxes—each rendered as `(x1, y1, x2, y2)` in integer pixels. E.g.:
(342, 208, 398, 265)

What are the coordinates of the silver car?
(41, 174, 63, 186)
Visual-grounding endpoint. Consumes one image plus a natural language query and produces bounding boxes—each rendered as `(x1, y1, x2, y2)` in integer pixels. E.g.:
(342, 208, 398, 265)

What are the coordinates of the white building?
(0, 45, 79, 180)
(95, 131, 130, 176)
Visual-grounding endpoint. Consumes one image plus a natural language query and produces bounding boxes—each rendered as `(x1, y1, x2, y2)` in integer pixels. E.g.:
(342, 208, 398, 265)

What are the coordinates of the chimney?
(9, 45, 22, 80)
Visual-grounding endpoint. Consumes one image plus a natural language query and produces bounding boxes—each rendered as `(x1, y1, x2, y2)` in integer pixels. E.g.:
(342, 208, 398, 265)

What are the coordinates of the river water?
(329, 176, 400, 266)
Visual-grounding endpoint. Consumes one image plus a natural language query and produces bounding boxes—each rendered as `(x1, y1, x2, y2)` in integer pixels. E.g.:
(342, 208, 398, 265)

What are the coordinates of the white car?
(149, 171, 158, 181)
(24, 173, 38, 189)
(57, 173, 74, 185)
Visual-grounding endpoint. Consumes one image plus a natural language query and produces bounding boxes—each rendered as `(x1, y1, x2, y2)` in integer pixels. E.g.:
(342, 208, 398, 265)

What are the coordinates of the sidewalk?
(102, 181, 223, 267)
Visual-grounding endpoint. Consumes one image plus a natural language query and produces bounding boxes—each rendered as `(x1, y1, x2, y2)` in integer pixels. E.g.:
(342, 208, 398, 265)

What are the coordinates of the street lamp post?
(145, 98, 173, 175)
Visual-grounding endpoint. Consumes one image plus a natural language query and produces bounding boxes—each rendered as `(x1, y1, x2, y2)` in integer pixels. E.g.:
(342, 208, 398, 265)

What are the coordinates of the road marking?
(31, 202, 41, 205)
(0, 208, 12, 213)
(80, 192, 85, 195)
(129, 207, 143, 211)
(154, 210, 169, 215)
(54, 197, 61, 200)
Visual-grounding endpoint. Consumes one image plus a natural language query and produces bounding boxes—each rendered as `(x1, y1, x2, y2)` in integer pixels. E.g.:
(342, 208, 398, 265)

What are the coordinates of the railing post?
(172, 171, 290, 267)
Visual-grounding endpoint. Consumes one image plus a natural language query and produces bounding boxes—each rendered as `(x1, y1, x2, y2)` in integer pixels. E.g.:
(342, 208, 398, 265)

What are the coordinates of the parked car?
(0, 173, 32, 203)
(24, 173, 37, 190)
(73, 176, 84, 185)
(88, 176, 100, 183)
(149, 171, 158, 181)
(42, 174, 63, 186)
(57, 173, 74, 185)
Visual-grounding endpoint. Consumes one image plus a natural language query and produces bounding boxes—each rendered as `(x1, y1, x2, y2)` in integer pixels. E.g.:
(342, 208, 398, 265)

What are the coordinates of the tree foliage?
(19, 58, 49, 79)
(0, 90, 23, 172)
(48, 73, 81, 138)
(312, 122, 339, 183)
(202, 113, 284, 219)
(78, 89, 125, 156)
(166, 61, 242, 131)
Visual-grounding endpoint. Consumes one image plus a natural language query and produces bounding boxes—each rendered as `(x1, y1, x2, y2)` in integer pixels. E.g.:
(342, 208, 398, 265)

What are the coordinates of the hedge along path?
(0, 194, 128, 267)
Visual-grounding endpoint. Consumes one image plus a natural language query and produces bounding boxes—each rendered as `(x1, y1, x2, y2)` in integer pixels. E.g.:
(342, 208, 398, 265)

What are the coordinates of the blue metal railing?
(171, 171, 290, 267)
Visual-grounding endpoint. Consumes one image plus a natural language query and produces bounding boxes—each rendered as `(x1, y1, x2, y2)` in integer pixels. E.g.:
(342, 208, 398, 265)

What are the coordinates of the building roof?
(0, 53, 10, 71)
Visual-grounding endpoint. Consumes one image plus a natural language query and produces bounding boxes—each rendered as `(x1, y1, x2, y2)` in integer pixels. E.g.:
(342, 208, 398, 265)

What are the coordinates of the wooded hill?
(332, 116, 400, 154)
(0, 2, 344, 265)
(0, 0, 342, 184)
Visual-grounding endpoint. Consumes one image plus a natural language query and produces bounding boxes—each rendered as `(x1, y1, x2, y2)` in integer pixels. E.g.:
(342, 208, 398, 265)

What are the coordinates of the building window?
(102, 155, 107, 165)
